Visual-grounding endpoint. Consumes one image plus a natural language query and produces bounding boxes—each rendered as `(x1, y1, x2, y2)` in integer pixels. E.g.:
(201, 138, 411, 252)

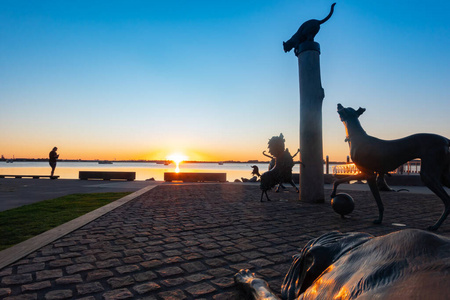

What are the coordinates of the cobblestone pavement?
(1, 184, 449, 299)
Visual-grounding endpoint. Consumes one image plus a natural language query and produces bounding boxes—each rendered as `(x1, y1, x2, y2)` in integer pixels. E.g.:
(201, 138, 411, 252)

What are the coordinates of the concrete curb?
(0, 185, 157, 270)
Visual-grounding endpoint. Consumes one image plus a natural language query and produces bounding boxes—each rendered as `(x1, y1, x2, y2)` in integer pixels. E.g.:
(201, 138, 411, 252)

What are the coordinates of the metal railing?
(332, 160, 421, 175)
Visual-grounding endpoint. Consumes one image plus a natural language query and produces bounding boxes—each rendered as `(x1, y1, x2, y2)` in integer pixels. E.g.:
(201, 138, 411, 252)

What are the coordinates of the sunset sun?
(167, 153, 188, 173)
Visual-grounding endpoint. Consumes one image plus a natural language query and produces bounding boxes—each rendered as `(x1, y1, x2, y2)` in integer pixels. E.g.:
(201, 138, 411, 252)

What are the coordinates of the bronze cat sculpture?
(235, 229, 450, 299)
(283, 3, 336, 54)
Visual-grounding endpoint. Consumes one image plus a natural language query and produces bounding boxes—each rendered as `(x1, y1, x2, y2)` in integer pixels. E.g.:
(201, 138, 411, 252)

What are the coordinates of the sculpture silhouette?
(331, 104, 450, 231)
(235, 229, 450, 299)
(283, 3, 336, 55)
(260, 134, 299, 201)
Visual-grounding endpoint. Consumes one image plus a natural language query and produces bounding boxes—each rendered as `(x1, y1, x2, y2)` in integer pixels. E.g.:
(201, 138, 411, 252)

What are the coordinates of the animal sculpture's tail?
(319, 3, 336, 24)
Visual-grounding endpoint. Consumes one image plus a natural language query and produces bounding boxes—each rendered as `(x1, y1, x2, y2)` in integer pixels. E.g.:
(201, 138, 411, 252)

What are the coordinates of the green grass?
(0, 192, 131, 251)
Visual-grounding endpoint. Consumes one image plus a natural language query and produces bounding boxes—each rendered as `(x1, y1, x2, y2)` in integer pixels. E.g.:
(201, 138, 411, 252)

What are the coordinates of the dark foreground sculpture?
(260, 134, 299, 201)
(283, 3, 336, 55)
(235, 229, 450, 299)
(331, 104, 450, 231)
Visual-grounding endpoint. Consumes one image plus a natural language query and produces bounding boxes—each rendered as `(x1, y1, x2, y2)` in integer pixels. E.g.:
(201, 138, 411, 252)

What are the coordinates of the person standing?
(49, 147, 59, 178)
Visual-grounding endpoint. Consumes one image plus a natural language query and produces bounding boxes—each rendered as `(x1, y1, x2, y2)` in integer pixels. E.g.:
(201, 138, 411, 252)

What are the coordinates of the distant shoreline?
(0, 158, 347, 165)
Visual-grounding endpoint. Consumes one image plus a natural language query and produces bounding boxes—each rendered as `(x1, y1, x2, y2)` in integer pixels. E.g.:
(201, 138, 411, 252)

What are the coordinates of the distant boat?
(218, 162, 224, 165)
(98, 160, 113, 164)
(6, 159, 13, 163)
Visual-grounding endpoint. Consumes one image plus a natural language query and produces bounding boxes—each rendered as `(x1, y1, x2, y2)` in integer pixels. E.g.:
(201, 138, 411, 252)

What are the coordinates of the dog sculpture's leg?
(331, 173, 367, 198)
(261, 190, 271, 202)
(234, 269, 280, 300)
(289, 180, 299, 193)
(420, 163, 450, 231)
(367, 174, 384, 224)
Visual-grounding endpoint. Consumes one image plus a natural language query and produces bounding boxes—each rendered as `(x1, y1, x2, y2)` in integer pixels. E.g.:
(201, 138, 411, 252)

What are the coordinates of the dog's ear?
(356, 107, 366, 116)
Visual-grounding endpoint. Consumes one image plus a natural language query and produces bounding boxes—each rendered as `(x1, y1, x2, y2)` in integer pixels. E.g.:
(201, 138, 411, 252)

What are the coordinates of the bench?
(79, 171, 135, 181)
(0, 175, 59, 179)
(164, 172, 226, 182)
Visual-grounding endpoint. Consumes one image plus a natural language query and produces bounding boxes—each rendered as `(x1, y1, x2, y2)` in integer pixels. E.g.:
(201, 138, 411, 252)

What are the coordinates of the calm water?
(0, 161, 338, 182)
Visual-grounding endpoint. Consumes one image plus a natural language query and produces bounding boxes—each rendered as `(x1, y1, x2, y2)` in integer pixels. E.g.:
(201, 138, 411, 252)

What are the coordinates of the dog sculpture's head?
(281, 231, 373, 299)
(337, 103, 366, 122)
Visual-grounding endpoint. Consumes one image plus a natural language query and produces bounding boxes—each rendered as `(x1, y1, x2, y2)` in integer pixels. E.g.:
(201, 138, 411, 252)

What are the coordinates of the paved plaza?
(1, 183, 449, 299)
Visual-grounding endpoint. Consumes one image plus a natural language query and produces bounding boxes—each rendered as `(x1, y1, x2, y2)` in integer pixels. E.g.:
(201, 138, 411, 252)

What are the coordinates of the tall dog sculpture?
(331, 104, 450, 231)
(260, 134, 299, 201)
(235, 229, 450, 299)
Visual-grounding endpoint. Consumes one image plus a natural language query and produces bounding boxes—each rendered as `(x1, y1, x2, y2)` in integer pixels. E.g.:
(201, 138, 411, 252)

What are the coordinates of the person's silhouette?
(49, 147, 59, 178)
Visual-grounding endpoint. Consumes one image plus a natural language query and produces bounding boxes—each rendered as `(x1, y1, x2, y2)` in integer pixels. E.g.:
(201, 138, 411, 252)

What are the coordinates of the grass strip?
(0, 192, 130, 251)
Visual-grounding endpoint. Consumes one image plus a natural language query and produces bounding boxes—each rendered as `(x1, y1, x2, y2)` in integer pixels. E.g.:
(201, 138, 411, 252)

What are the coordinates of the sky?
(1, 0, 449, 162)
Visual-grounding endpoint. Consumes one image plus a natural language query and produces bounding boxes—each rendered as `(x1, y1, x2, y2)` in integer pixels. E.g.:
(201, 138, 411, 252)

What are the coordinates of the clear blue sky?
(1, 0, 449, 161)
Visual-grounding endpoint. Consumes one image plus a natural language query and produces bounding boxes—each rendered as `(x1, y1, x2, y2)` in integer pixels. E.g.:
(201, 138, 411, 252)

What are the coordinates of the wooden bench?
(0, 175, 59, 179)
(164, 172, 226, 182)
(79, 171, 135, 181)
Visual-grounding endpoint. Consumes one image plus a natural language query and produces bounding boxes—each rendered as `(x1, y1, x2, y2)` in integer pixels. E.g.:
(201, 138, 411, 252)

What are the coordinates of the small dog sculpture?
(331, 104, 450, 231)
(283, 3, 336, 55)
(235, 229, 450, 299)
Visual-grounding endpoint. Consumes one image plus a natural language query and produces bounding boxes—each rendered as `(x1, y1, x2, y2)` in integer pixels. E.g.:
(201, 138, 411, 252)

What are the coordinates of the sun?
(167, 153, 188, 164)
(167, 153, 188, 173)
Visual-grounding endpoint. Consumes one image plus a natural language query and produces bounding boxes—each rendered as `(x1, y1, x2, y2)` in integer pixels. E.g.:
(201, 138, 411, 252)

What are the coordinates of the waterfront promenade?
(1, 182, 449, 299)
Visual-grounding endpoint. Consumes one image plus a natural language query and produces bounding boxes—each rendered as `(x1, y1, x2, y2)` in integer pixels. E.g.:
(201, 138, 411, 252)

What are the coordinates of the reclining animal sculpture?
(331, 104, 450, 231)
(235, 229, 450, 299)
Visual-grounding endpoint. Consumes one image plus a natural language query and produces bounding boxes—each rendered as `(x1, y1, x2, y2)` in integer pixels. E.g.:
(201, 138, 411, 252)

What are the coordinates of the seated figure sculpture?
(260, 134, 299, 201)
(235, 229, 450, 299)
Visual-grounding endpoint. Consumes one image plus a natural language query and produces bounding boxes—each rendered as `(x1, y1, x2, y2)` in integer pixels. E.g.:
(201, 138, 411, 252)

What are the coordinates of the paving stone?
(0, 288, 12, 297)
(21, 281, 51, 292)
(4, 293, 37, 299)
(157, 289, 186, 300)
(211, 277, 235, 288)
(102, 288, 133, 300)
(55, 274, 83, 285)
(48, 259, 73, 268)
(156, 266, 184, 278)
(185, 282, 216, 297)
(96, 259, 121, 269)
(75, 255, 96, 263)
(185, 273, 214, 283)
(17, 263, 45, 274)
(133, 271, 157, 282)
(163, 256, 184, 264)
(86, 269, 114, 281)
(123, 255, 143, 264)
(160, 277, 185, 287)
(248, 258, 274, 267)
(77, 282, 104, 295)
(204, 258, 227, 267)
(132, 282, 160, 294)
(66, 263, 95, 274)
(0, 268, 12, 276)
(97, 252, 123, 260)
(115, 265, 140, 274)
(44, 289, 73, 300)
(107, 276, 135, 289)
(2, 274, 33, 285)
(180, 261, 207, 273)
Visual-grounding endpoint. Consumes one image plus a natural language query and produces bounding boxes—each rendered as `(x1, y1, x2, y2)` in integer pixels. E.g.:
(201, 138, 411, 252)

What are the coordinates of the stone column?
(297, 41, 325, 203)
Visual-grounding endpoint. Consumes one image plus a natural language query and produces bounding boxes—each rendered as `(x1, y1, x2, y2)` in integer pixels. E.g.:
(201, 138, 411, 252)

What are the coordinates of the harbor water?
(0, 161, 340, 182)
